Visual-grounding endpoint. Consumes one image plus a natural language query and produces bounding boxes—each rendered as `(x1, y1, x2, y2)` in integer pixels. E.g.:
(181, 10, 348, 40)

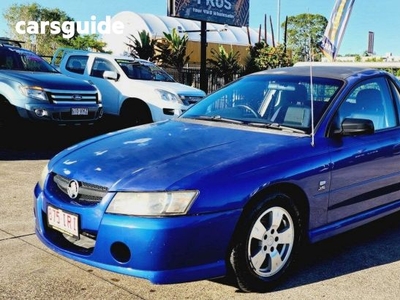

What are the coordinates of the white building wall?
(102, 11, 271, 55)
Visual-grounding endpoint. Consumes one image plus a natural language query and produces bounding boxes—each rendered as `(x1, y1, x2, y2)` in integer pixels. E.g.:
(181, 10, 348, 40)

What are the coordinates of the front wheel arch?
(228, 187, 308, 293)
(119, 98, 153, 128)
(0, 95, 20, 128)
(242, 184, 310, 234)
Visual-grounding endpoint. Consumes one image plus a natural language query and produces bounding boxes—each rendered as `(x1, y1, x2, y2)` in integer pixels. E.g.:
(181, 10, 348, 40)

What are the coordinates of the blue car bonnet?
(1, 71, 96, 90)
(49, 119, 305, 191)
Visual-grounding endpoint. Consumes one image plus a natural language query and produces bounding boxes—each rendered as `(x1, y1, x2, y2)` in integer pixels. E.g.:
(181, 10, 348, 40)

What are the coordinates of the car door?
(88, 57, 120, 116)
(328, 76, 400, 223)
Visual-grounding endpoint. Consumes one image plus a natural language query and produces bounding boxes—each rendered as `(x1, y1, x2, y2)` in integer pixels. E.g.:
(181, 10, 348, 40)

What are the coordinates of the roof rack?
(0, 37, 25, 48)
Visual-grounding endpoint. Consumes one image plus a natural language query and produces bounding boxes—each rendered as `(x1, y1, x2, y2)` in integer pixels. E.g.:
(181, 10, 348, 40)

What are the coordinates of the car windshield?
(0, 48, 58, 72)
(182, 74, 343, 133)
(116, 59, 175, 82)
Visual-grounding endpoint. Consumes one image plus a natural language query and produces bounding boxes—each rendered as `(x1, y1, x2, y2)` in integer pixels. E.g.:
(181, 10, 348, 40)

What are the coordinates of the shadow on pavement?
(212, 209, 400, 292)
(0, 121, 115, 160)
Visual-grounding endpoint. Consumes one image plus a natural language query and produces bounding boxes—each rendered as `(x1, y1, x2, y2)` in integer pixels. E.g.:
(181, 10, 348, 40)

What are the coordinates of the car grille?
(47, 90, 100, 104)
(52, 173, 108, 205)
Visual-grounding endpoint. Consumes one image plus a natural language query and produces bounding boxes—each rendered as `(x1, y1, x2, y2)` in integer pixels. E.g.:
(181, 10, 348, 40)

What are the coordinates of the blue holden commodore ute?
(34, 65, 400, 293)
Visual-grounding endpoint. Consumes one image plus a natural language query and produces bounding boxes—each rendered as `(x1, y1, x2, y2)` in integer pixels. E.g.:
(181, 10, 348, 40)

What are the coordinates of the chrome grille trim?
(53, 173, 108, 204)
(47, 90, 99, 103)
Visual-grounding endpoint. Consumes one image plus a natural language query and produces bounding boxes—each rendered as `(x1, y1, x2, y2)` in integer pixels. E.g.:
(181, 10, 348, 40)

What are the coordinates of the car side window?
(0, 49, 17, 69)
(65, 55, 88, 74)
(389, 79, 400, 122)
(90, 58, 115, 78)
(336, 77, 398, 131)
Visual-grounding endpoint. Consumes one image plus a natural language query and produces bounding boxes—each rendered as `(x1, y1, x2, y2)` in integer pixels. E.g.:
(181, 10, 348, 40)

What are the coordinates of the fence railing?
(164, 67, 241, 94)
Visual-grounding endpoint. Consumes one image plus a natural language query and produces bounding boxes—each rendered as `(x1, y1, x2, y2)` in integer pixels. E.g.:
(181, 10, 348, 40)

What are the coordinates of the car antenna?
(309, 52, 315, 147)
(307, 16, 316, 147)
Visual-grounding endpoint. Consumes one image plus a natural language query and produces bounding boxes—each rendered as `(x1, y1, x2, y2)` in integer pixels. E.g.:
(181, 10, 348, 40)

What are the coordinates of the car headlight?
(106, 191, 199, 216)
(38, 163, 49, 190)
(156, 89, 182, 104)
(20, 86, 49, 101)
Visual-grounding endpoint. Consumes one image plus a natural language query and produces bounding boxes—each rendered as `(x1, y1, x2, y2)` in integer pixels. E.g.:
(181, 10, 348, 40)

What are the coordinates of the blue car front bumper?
(33, 183, 242, 284)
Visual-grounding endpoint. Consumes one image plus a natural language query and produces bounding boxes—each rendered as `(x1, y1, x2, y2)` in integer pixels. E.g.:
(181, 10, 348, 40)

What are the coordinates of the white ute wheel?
(120, 101, 152, 128)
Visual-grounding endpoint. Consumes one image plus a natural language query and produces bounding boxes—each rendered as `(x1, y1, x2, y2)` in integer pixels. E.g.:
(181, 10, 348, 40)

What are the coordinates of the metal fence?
(164, 67, 241, 94)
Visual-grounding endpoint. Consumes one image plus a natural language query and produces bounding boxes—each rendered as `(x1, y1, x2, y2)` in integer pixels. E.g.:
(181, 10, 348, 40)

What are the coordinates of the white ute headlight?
(20, 86, 49, 101)
(156, 89, 182, 104)
(106, 191, 199, 216)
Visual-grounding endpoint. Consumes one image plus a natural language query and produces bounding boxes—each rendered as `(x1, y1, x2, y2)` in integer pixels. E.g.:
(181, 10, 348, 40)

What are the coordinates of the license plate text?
(47, 206, 79, 239)
(71, 108, 89, 115)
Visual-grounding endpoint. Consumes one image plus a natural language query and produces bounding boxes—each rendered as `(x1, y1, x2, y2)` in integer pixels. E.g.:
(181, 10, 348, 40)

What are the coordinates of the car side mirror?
(103, 70, 118, 81)
(334, 118, 375, 137)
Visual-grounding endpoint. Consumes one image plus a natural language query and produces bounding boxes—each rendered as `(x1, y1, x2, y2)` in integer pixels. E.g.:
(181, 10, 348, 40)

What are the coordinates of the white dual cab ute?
(51, 48, 206, 127)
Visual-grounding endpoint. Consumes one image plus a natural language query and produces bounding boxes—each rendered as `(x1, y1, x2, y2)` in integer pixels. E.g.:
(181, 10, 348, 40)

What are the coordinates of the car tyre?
(230, 192, 303, 293)
(0, 98, 18, 130)
(120, 100, 152, 128)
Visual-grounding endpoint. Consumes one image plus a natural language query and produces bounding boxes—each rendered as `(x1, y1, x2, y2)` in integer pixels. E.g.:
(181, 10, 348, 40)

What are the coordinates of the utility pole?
(200, 21, 208, 94)
(277, 0, 281, 43)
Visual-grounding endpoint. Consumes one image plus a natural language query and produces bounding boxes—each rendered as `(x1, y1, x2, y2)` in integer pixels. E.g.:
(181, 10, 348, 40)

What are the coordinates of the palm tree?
(155, 28, 191, 83)
(207, 45, 242, 85)
(125, 30, 156, 61)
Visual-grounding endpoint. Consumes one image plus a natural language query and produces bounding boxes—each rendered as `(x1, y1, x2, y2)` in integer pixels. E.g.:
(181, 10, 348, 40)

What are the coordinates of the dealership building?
(102, 11, 271, 66)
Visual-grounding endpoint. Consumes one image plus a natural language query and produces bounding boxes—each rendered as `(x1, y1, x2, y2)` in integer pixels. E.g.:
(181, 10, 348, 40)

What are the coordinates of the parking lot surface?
(1, 125, 400, 299)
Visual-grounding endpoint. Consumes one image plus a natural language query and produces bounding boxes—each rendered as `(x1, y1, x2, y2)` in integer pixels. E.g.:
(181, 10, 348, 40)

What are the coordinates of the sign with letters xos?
(168, 0, 249, 27)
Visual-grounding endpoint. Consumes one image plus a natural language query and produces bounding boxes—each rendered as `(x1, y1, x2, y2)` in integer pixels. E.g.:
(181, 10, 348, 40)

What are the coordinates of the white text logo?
(15, 15, 124, 39)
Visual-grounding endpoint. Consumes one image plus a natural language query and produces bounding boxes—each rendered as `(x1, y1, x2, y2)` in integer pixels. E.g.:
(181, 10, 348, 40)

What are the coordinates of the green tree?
(3, 2, 106, 55)
(365, 57, 383, 62)
(243, 41, 266, 75)
(244, 42, 293, 73)
(284, 13, 327, 62)
(63, 34, 107, 52)
(4, 3, 73, 55)
(207, 45, 242, 84)
(155, 28, 191, 83)
(125, 30, 156, 60)
(254, 44, 293, 70)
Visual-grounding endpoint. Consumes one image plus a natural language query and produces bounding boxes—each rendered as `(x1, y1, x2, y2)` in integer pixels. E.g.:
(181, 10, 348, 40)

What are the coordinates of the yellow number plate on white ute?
(47, 205, 79, 239)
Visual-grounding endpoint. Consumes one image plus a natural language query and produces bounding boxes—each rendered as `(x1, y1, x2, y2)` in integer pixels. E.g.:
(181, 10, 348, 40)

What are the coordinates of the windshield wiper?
(192, 115, 244, 124)
(247, 121, 307, 133)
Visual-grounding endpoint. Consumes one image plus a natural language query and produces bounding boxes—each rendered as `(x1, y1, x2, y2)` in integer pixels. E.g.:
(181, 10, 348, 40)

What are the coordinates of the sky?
(1, 0, 399, 57)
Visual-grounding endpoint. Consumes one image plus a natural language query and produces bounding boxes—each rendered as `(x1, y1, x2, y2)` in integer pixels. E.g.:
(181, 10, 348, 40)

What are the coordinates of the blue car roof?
(253, 65, 383, 81)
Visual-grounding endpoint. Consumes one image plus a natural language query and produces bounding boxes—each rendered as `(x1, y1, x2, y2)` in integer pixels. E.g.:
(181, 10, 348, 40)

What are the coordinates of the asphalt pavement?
(1, 124, 400, 300)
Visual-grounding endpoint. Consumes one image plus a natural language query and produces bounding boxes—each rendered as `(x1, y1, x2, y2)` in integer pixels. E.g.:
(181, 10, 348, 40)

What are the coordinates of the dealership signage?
(168, 0, 249, 27)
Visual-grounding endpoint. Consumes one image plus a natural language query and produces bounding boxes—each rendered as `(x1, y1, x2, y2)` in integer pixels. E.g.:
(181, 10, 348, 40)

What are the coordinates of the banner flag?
(319, 0, 355, 61)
